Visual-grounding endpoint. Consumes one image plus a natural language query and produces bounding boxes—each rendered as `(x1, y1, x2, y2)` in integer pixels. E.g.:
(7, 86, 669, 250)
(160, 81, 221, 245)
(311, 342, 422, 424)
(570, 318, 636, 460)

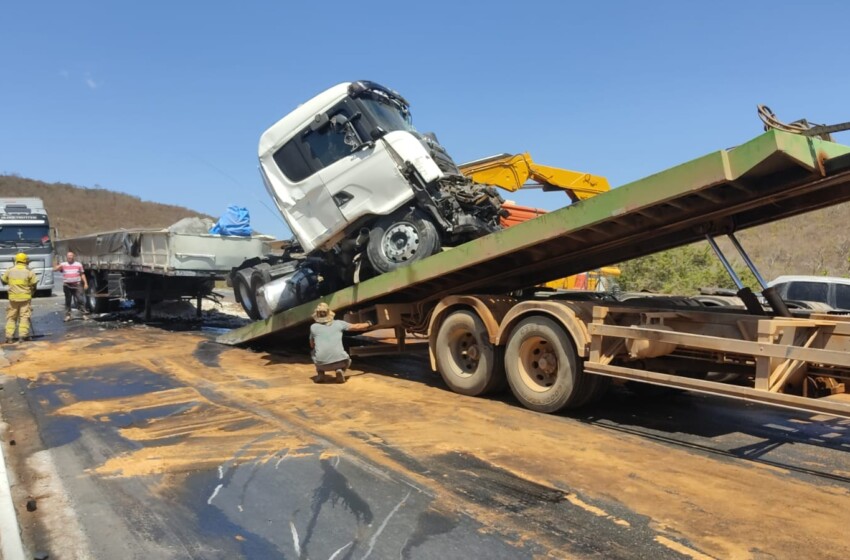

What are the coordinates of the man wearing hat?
(1, 252, 38, 342)
(310, 302, 372, 383)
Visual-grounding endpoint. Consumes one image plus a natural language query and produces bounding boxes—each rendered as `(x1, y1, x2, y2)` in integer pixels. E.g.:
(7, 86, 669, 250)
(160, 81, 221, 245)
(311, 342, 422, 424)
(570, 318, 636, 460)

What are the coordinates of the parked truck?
(0, 198, 55, 296)
(55, 219, 270, 320)
(220, 118, 850, 420)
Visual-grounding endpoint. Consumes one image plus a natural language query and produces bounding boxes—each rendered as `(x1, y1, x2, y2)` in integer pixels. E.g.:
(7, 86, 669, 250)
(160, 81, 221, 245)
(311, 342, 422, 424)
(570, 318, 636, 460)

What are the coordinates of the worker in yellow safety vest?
(1, 252, 38, 342)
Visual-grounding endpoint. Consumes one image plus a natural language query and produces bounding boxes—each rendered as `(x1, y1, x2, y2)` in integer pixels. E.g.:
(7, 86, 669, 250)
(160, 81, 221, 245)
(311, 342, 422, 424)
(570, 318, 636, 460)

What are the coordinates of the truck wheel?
(505, 316, 592, 413)
(366, 208, 441, 274)
(251, 268, 274, 320)
(435, 310, 505, 396)
(86, 273, 110, 314)
(233, 273, 260, 321)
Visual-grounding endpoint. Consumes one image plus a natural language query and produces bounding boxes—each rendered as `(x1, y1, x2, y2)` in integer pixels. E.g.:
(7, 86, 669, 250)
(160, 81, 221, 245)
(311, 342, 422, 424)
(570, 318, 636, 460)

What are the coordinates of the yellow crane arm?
(458, 152, 610, 202)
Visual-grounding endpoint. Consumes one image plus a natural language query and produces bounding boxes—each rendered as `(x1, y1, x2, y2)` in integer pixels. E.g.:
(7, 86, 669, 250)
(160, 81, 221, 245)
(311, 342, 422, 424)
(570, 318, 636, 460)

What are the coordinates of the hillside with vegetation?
(618, 202, 850, 294)
(0, 175, 212, 239)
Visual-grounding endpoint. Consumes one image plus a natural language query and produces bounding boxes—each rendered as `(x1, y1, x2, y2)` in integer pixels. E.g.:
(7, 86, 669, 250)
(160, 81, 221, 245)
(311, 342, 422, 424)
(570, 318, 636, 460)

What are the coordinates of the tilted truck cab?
(235, 81, 505, 319)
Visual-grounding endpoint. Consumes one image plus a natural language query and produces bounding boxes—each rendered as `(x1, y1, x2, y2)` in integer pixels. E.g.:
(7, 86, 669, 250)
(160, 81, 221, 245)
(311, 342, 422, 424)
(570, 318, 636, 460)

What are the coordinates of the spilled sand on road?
(8, 328, 850, 559)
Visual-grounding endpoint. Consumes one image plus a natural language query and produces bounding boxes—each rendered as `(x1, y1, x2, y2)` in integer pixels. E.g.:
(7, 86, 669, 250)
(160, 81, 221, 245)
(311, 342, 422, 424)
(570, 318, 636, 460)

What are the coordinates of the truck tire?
(86, 273, 110, 314)
(435, 310, 505, 396)
(504, 316, 593, 413)
(366, 208, 441, 274)
(233, 272, 260, 321)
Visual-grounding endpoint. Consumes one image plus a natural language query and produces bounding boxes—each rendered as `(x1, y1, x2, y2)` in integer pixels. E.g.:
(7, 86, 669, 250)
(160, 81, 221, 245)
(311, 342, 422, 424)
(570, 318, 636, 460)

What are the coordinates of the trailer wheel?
(366, 208, 441, 274)
(505, 316, 592, 413)
(435, 310, 505, 396)
(86, 273, 110, 314)
(233, 273, 260, 321)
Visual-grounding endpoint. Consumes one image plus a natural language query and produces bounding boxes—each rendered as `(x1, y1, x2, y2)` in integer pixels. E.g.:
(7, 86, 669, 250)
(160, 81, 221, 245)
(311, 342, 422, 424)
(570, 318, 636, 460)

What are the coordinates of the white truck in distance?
(232, 81, 505, 320)
(0, 198, 55, 296)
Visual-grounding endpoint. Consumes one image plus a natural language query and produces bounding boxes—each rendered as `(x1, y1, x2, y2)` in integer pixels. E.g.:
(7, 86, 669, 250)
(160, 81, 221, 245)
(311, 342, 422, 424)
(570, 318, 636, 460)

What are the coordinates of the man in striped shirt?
(54, 251, 89, 321)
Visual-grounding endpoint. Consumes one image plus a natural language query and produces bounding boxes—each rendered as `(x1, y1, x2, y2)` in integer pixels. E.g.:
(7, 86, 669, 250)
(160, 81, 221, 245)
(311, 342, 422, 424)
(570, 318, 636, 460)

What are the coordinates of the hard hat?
(15, 252, 28, 264)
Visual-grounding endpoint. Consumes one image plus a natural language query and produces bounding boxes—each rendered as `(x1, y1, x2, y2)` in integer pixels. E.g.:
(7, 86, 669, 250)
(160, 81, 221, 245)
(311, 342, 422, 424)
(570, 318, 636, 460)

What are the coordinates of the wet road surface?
(1, 293, 850, 559)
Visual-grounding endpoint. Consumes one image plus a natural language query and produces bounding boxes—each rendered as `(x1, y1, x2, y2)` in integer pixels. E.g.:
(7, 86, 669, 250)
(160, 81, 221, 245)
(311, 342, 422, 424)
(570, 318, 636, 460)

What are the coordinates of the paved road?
(1, 293, 850, 559)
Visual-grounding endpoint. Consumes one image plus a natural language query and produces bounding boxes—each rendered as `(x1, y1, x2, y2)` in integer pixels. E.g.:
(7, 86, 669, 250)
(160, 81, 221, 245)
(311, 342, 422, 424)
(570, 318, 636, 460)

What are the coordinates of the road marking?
(0, 417, 25, 560)
(218, 465, 224, 479)
(362, 491, 411, 559)
(290, 521, 302, 557)
(328, 541, 353, 560)
(275, 450, 290, 469)
(207, 483, 223, 505)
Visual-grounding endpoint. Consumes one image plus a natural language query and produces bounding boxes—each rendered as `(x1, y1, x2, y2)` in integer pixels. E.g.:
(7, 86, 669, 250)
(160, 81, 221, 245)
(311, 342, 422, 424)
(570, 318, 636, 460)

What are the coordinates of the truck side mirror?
(310, 113, 330, 132)
(330, 114, 350, 131)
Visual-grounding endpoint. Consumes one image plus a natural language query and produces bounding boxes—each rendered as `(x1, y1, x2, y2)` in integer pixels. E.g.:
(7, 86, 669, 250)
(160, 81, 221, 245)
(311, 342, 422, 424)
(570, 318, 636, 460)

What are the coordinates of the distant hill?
(727, 202, 850, 280)
(0, 175, 213, 239)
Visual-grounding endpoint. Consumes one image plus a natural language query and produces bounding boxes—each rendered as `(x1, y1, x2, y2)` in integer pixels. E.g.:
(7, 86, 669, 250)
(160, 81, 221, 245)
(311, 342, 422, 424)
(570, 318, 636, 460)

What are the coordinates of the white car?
(767, 275, 850, 311)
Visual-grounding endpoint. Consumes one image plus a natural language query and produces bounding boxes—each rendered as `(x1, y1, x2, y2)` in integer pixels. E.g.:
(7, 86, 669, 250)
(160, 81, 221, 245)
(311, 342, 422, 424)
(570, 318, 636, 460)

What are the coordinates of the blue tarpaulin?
(209, 205, 252, 236)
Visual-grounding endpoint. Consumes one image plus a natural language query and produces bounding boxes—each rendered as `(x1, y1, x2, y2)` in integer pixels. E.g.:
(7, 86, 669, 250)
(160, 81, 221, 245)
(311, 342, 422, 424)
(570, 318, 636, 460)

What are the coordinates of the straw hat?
(312, 302, 335, 324)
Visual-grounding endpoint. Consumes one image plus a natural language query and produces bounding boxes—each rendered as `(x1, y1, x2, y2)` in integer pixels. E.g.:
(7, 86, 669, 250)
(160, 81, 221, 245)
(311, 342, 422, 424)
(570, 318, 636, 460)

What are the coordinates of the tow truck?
(220, 87, 850, 419)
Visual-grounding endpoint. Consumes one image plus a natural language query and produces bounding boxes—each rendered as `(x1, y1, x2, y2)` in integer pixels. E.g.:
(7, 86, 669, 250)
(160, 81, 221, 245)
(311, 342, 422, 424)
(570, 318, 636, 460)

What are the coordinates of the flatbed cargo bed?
(219, 130, 850, 345)
(56, 228, 269, 279)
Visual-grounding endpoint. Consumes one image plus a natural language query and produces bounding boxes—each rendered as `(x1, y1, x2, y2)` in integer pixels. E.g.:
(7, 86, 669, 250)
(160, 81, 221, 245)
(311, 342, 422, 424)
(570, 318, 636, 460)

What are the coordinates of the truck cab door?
(261, 126, 350, 253)
(318, 136, 415, 225)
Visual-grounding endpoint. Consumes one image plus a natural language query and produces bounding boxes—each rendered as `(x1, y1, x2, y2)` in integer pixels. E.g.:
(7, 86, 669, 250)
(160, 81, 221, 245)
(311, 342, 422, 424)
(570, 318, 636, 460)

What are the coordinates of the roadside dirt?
(5, 328, 850, 559)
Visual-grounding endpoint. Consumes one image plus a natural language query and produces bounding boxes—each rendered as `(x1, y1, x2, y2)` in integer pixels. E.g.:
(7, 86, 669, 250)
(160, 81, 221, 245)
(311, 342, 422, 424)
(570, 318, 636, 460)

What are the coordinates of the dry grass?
(0, 175, 212, 239)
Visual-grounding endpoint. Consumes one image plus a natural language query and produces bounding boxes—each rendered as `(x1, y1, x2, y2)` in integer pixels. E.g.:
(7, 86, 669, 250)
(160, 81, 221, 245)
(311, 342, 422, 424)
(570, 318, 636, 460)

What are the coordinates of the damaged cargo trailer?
(56, 219, 270, 320)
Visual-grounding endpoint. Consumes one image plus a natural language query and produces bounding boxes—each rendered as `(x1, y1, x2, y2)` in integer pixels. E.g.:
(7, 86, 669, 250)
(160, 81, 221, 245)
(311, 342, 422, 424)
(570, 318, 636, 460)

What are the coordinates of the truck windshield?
(0, 225, 51, 248)
(357, 93, 417, 134)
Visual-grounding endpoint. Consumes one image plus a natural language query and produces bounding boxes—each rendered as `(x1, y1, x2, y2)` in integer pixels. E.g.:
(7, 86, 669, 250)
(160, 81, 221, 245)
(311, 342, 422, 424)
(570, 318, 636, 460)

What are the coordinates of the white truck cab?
(0, 198, 55, 295)
(234, 81, 504, 320)
(258, 81, 503, 274)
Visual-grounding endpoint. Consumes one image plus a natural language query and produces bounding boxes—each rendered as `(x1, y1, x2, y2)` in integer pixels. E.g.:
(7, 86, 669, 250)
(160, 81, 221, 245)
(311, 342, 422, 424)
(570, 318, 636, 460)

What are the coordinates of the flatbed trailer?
(57, 227, 268, 319)
(219, 130, 850, 418)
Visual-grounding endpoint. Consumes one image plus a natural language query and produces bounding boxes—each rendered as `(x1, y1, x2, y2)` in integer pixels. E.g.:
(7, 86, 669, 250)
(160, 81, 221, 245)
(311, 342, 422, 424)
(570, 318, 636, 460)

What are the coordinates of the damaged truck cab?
(235, 81, 504, 320)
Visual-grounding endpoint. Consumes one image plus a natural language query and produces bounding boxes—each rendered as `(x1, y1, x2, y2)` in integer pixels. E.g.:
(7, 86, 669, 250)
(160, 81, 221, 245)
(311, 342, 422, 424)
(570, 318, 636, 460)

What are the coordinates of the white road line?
(0, 419, 25, 560)
(275, 450, 290, 469)
(218, 465, 224, 479)
(290, 521, 302, 557)
(328, 540, 353, 560)
(361, 491, 411, 560)
(207, 483, 223, 505)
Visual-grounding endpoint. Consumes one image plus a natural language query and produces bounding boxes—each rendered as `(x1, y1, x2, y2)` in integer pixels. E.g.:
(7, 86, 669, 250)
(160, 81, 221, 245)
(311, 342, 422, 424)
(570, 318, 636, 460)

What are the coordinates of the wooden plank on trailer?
(587, 323, 850, 368)
(584, 362, 850, 419)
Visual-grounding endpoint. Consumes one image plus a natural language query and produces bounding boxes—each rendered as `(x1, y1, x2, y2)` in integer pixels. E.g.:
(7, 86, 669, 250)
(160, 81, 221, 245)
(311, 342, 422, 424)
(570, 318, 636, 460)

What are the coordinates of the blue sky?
(2, 1, 849, 238)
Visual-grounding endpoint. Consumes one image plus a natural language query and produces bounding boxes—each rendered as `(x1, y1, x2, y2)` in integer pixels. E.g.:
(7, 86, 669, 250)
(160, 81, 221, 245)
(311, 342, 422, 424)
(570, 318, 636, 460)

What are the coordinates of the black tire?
(251, 268, 273, 320)
(86, 273, 110, 313)
(233, 272, 260, 321)
(366, 208, 441, 274)
(435, 310, 505, 396)
(504, 316, 593, 413)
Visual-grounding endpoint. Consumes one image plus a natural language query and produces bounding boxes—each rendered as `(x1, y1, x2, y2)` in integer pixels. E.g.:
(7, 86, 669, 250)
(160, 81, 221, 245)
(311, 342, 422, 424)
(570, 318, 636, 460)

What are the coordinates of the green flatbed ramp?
(219, 130, 850, 345)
